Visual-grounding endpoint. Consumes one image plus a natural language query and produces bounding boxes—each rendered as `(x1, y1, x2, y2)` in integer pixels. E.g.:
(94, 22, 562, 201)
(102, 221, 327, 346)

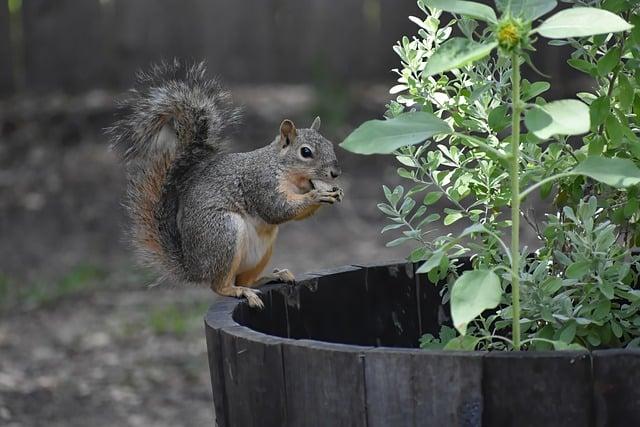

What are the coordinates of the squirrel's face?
(277, 117, 341, 193)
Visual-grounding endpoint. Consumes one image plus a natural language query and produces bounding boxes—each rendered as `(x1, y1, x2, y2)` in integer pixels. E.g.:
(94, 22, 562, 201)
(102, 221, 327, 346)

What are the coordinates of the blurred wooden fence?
(0, 0, 418, 95)
(0, 0, 582, 98)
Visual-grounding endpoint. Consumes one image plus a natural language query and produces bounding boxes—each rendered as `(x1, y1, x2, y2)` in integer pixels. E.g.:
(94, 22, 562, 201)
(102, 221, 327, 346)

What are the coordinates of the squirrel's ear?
(279, 119, 297, 148)
(310, 116, 321, 131)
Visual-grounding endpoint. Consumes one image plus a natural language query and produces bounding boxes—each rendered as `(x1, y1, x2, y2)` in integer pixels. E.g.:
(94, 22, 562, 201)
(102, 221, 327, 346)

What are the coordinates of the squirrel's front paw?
(242, 289, 264, 309)
(310, 187, 344, 204)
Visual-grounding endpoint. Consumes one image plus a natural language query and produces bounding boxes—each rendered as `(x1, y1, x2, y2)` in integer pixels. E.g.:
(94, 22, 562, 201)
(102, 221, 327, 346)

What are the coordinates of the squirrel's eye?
(300, 146, 313, 158)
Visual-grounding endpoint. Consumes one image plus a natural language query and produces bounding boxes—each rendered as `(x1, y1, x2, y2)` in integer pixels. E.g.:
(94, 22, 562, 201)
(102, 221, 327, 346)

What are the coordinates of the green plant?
(148, 305, 189, 336)
(0, 264, 106, 312)
(147, 301, 210, 336)
(555, 1, 640, 245)
(342, 0, 638, 350)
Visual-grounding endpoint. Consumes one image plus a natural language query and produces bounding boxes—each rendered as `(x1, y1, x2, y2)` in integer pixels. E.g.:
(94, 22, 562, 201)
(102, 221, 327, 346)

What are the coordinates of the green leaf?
(589, 97, 610, 129)
(451, 269, 502, 335)
(522, 81, 551, 101)
(597, 47, 621, 76)
(611, 320, 623, 338)
(496, 0, 557, 21)
(538, 7, 633, 39)
(593, 299, 611, 320)
(423, 192, 443, 205)
(572, 157, 640, 188)
(524, 100, 590, 140)
(605, 114, 624, 144)
(567, 58, 597, 76)
(381, 223, 404, 233)
(419, 325, 458, 349)
(599, 281, 615, 299)
(541, 276, 563, 293)
(425, 0, 497, 23)
(559, 321, 577, 343)
(424, 38, 497, 77)
(443, 335, 480, 351)
(488, 105, 510, 132)
(551, 340, 586, 351)
(416, 250, 445, 274)
(565, 260, 591, 280)
(386, 236, 413, 247)
(617, 74, 634, 111)
(417, 213, 441, 228)
(444, 212, 464, 225)
(340, 112, 453, 155)
(588, 136, 605, 156)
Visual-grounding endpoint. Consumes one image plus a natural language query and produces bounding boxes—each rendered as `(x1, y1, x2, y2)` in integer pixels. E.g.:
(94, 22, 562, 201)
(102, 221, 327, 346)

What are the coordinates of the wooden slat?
(287, 266, 369, 344)
(356, 261, 420, 347)
(22, 0, 106, 93)
(204, 298, 240, 427)
(283, 340, 369, 427)
(592, 349, 640, 426)
(18, 0, 421, 93)
(365, 349, 416, 427)
(365, 348, 483, 427)
(0, 0, 13, 95)
(483, 351, 593, 427)
(220, 326, 287, 427)
(205, 325, 228, 427)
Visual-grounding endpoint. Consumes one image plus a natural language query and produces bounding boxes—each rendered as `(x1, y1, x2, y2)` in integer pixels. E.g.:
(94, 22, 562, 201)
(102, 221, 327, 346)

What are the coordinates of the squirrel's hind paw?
(272, 268, 296, 284)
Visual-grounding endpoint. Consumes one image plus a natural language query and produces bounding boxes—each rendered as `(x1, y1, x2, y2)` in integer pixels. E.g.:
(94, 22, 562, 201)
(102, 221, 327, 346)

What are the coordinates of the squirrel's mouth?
(309, 178, 339, 193)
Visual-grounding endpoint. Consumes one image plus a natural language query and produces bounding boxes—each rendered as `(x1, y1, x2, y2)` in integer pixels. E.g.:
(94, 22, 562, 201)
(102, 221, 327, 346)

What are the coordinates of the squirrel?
(108, 61, 343, 308)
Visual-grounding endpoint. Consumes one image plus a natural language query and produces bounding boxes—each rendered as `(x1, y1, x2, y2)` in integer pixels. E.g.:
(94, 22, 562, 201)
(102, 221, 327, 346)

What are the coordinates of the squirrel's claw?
(311, 187, 344, 204)
(244, 289, 264, 309)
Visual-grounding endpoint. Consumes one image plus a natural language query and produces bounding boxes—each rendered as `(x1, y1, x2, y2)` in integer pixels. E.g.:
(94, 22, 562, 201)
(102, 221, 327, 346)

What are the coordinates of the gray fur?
(108, 61, 340, 287)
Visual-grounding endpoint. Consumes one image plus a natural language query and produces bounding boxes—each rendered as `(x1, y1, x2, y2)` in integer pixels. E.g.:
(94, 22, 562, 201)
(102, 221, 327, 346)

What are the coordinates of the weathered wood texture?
(4, 0, 590, 97)
(8, 0, 417, 94)
(0, 0, 12, 96)
(592, 349, 640, 427)
(204, 299, 237, 427)
(221, 327, 287, 427)
(365, 349, 483, 427)
(482, 352, 593, 427)
(283, 340, 369, 427)
(205, 262, 640, 426)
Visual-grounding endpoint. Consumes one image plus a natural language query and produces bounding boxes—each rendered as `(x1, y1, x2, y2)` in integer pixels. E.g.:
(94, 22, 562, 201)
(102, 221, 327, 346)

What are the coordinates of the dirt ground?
(0, 85, 409, 426)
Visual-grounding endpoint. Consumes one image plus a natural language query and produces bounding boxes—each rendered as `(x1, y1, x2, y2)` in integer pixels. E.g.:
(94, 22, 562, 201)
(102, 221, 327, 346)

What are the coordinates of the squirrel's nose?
(329, 166, 342, 179)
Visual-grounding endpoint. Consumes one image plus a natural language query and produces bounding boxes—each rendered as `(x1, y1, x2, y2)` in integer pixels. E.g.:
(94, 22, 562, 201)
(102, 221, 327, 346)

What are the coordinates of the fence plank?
(22, 0, 107, 93)
(16, 0, 420, 94)
(0, 0, 12, 95)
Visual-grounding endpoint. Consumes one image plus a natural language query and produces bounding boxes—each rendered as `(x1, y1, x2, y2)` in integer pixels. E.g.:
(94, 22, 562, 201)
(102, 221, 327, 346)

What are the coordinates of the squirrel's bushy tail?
(107, 60, 240, 282)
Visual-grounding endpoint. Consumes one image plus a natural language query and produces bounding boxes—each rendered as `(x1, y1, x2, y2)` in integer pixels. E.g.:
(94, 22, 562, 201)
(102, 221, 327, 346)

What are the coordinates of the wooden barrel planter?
(205, 261, 640, 427)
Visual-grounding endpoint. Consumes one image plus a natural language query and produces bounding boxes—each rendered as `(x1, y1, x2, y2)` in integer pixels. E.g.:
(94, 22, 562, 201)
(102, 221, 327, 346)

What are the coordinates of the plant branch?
(510, 52, 522, 351)
(597, 28, 627, 137)
(520, 208, 543, 240)
(419, 172, 470, 214)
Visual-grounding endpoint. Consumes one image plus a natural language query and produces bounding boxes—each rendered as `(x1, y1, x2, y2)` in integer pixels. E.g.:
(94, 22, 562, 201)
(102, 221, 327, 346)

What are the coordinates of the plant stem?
(510, 52, 521, 350)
